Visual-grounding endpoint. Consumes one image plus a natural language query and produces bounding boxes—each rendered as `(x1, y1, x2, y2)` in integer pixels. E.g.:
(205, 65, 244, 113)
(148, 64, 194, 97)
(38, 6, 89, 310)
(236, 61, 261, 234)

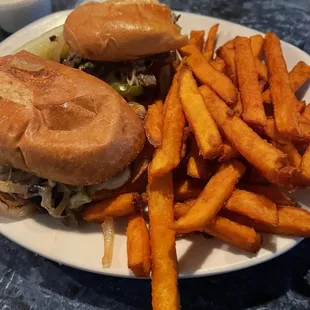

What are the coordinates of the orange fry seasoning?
(235, 36, 266, 127)
(264, 32, 300, 138)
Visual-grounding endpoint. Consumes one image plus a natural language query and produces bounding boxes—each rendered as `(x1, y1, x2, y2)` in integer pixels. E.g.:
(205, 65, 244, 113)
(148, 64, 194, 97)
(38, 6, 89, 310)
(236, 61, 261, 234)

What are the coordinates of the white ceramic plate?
(0, 10, 309, 278)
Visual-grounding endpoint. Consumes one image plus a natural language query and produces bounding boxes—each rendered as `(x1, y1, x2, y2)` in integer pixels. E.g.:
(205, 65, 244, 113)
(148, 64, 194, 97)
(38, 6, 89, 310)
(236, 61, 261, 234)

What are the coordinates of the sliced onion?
(0, 202, 35, 217)
(38, 186, 53, 212)
(0, 181, 29, 195)
(101, 216, 115, 268)
(53, 190, 70, 217)
(69, 191, 91, 210)
(10, 57, 45, 72)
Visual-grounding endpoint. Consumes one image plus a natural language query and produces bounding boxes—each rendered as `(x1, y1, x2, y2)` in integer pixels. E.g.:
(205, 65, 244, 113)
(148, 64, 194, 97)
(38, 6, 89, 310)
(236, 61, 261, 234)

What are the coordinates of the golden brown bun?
(63, 1, 188, 61)
(0, 51, 145, 185)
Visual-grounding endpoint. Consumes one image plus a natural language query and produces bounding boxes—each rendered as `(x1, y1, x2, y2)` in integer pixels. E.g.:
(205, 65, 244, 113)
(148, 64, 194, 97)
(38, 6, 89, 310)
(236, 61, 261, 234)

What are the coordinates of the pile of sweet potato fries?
(82, 24, 310, 310)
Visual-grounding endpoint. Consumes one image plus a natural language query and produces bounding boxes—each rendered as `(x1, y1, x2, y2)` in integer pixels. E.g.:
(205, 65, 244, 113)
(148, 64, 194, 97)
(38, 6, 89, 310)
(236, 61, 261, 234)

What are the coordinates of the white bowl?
(0, 0, 51, 33)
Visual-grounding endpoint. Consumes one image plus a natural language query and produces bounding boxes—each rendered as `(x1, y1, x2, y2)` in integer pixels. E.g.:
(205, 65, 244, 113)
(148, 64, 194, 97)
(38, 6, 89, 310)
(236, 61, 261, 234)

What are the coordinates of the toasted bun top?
(0, 51, 145, 185)
(63, 1, 188, 61)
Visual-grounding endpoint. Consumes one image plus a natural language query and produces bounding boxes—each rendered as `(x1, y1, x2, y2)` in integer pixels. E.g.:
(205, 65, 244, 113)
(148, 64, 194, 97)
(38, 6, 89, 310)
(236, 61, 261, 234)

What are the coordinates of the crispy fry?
(232, 92, 243, 116)
(262, 61, 310, 104)
(235, 36, 266, 127)
(149, 71, 185, 176)
(217, 45, 237, 85)
(264, 118, 288, 144)
(204, 24, 219, 61)
(223, 206, 310, 237)
(240, 184, 296, 206)
(302, 104, 310, 120)
(180, 127, 190, 160)
(174, 179, 205, 201)
(255, 58, 268, 81)
(179, 45, 237, 104)
(187, 136, 212, 179)
(147, 171, 179, 310)
(171, 160, 246, 233)
(200, 85, 289, 184)
(299, 146, 310, 183)
(144, 101, 163, 147)
(297, 100, 306, 113)
(179, 66, 222, 159)
(127, 212, 151, 277)
(289, 61, 310, 92)
(225, 189, 278, 226)
(275, 142, 302, 168)
(219, 140, 239, 162)
(250, 34, 264, 57)
(174, 203, 261, 252)
(189, 30, 205, 52)
(222, 38, 235, 49)
(83, 193, 142, 222)
(264, 32, 300, 137)
(210, 56, 226, 73)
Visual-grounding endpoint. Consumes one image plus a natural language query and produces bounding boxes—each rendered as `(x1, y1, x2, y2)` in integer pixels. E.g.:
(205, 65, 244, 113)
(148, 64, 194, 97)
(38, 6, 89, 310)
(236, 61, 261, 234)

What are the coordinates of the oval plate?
(0, 10, 309, 278)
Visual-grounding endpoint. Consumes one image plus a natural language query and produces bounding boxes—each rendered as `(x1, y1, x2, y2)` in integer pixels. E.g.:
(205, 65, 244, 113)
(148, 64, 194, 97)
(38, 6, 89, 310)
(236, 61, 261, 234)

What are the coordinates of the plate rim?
(0, 9, 308, 279)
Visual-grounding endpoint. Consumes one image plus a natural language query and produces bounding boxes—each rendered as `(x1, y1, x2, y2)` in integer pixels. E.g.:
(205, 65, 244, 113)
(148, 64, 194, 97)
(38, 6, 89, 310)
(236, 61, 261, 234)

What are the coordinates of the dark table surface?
(0, 1, 310, 309)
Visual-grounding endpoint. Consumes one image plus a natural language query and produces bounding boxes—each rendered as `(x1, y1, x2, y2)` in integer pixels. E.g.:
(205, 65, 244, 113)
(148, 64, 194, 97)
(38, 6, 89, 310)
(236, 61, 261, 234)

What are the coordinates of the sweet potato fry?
(264, 32, 300, 138)
(149, 71, 185, 176)
(187, 136, 212, 179)
(240, 184, 296, 206)
(179, 45, 237, 104)
(200, 85, 288, 184)
(297, 100, 306, 113)
(127, 212, 151, 277)
(302, 104, 310, 120)
(299, 146, 310, 183)
(147, 171, 179, 310)
(219, 140, 239, 162)
(189, 30, 205, 52)
(289, 61, 310, 92)
(204, 24, 219, 61)
(179, 66, 222, 159)
(83, 193, 142, 222)
(171, 160, 246, 233)
(174, 203, 262, 252)
(222, 38, 235, 49)
(210, 56, 226, 73)
(235, 36, 266, 127)
(250, 34, 264, 57)
(232, 92, 243, 116)
(217, 45, 237, 85)
(223, 206, 310, 237)
(264, 118, 288, 144)
(174, 179, 205, 201)
(275, 142, 301, 168)
(144, 101, 163, 147)
(262, 61, 310, 104)
(255, 58, 268, 81)
(225, 189, 278, 226)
